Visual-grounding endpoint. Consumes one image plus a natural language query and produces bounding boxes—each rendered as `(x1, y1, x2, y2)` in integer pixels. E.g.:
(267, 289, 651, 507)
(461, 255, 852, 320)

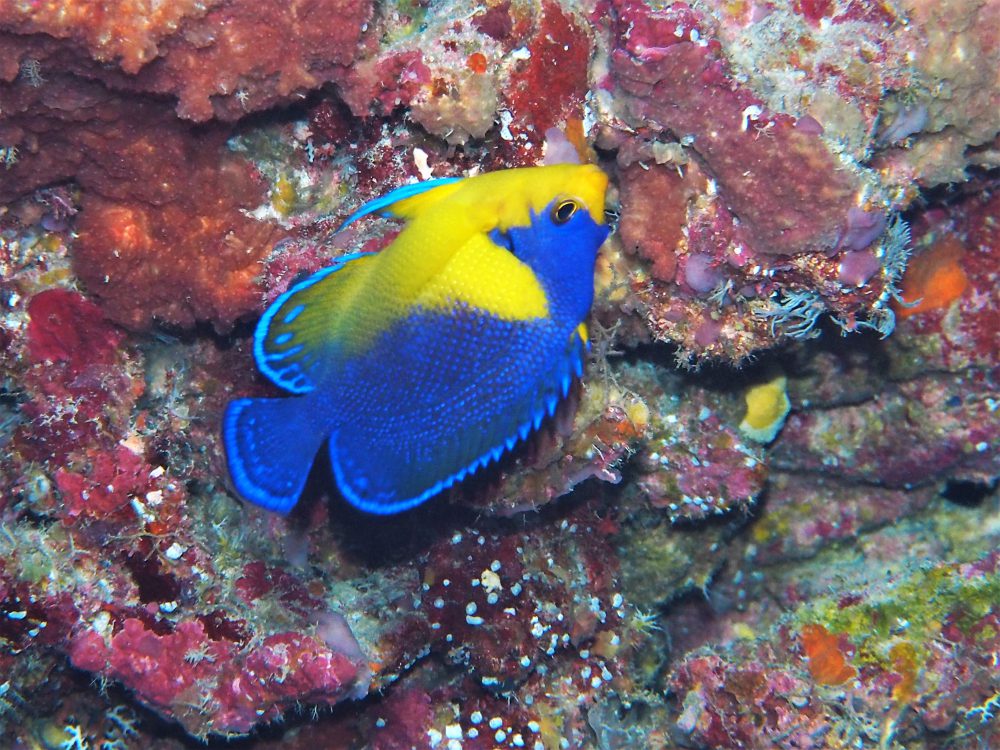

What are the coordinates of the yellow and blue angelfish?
(223, 163, 610, 514)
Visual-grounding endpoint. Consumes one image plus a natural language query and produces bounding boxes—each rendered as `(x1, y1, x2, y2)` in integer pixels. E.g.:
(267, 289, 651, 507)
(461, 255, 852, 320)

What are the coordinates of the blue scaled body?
(223, 165, 610, 514)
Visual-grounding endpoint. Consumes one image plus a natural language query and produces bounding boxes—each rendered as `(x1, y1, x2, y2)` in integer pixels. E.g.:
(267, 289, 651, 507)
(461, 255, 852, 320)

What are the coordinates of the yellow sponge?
(739, 375, 791, 443)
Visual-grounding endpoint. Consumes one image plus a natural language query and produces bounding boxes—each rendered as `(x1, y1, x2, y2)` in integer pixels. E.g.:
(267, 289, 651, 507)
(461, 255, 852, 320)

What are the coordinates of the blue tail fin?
(223, 396, 326, 513)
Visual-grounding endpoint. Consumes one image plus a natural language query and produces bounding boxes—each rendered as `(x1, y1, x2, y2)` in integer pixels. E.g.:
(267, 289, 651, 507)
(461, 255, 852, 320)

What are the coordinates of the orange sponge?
(800, 623, 856, 685)
(894, 235, 968, 319)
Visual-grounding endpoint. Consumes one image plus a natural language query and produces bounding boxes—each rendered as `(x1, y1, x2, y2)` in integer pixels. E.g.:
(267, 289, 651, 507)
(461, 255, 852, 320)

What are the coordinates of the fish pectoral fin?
(338, 176, 464, 230)
(223, 396, 327, 513)
(255, 252, 377, 393)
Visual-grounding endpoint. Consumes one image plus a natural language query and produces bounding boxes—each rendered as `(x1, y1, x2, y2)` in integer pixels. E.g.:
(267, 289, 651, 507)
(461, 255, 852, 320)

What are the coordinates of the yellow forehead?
(432, 163, 609, 231)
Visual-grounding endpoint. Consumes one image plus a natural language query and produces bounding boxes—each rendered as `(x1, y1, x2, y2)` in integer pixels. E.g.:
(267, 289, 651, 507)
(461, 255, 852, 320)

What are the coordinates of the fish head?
(532, 162, 609, 227)
(494, 195, 610, 324)
(491, 162, 609, 231)
(402, 163, 610, 233)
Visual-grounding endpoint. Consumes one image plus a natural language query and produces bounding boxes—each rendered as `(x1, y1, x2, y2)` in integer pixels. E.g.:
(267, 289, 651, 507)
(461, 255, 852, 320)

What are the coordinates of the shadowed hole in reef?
(286, 449, 479, 568)
(0, 386, 30, 456)
(123, 549, 182, 604)
(291, 425, 599, 568)
(941, 478, 997, 508)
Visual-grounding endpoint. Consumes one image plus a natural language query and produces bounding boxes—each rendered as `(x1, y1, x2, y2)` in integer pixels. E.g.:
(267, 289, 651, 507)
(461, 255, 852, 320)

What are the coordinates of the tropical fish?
(223, 164, 610, 514)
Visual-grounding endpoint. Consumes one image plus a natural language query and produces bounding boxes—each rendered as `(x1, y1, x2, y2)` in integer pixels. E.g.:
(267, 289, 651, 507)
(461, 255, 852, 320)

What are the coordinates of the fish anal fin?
(328, 313, 591, 514)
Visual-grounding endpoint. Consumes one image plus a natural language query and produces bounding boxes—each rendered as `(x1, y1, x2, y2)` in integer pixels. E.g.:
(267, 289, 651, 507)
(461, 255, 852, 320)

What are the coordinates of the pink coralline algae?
(633, 387, 768, 522)
(339, 0, 593, 158)
(70, 619, 360, 732)
(596, 0, 999, 362)
(612, 1, 863, 257)
(667, 549, 1000, 750)
(671, 649, 827, 747)
(749, 473, 939, 565)
(0, 0, 373, 122)
(601, 0, 912, 361)
(774, 371, 1000, 489)
(891, 189, 1000, 371)
(773, 190, 1000, 490)
(55, 444, 157, 522)
(421, 505, 627, 689)
(25, 289, 123, 373)
(14, 288, 142, 469)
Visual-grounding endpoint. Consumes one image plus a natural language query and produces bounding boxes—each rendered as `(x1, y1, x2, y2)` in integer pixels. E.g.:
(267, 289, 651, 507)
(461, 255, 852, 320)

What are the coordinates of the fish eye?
(551, 199, 579, 225)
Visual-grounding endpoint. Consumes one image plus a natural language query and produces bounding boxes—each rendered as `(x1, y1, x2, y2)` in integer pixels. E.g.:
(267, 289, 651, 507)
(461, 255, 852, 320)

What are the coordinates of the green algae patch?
(793, 552, 1000, 679)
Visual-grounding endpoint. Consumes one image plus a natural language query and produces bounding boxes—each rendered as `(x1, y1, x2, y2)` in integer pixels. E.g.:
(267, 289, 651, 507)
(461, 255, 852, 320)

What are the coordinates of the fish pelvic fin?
(223, 396, 327, 513)
(255, 252, 377, 393)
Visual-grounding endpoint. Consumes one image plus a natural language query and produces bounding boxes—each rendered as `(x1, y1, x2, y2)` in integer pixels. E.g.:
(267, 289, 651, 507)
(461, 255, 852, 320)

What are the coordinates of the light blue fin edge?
(223, 399, 301, 514)
(253, 252, 373, 394)
(338, 177, 462, 231)
(331, 336, 588, 515)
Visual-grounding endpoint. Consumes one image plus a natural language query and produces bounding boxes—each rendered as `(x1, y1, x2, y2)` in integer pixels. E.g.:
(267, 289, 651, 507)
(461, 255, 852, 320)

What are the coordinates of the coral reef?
(669, 531, 1000, 750)
(71, 107, 282, 331)
(0, 0, 372, 330)
(339, 0, 593, 158)
(599, 0, 998, 362)
(0, 73, 282, 331)
(0, 0, 372, 122)
(0, 0, 998, 748)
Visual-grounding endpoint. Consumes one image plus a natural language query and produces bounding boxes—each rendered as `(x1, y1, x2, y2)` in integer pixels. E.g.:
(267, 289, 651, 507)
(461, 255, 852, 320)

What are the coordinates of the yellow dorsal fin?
(339, 177, 465, 229)
(254, 252, 378, 392)
(386, 180, 466, 220)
